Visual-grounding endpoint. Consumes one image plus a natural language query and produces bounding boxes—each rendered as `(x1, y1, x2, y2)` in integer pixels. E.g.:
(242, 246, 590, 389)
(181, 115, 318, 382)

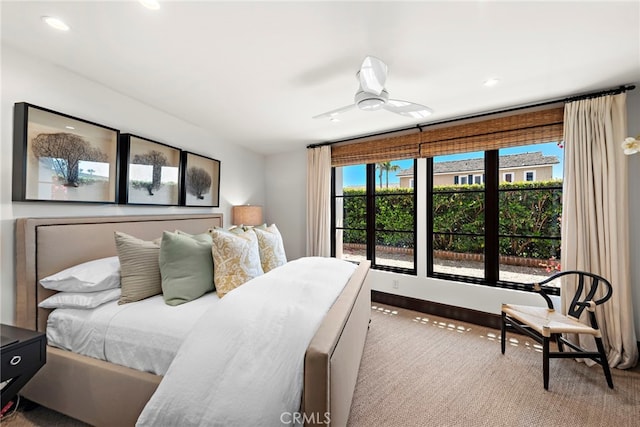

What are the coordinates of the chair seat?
(502, 304, 601, 338)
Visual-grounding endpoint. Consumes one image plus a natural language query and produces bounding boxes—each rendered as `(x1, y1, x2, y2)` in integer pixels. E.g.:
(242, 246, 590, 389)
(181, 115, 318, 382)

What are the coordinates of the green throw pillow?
(159, 231, 214, 306)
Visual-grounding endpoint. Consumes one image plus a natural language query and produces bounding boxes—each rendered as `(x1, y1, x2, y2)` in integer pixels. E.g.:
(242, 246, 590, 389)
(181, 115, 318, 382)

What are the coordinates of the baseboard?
(371, 290, 502, 330)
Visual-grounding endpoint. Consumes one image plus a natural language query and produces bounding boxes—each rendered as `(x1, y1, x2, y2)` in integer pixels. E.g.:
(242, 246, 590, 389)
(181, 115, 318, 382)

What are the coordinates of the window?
(333, 160, 416, 274)
(430, 151, 485, 280)
(329, 106, 564, 293)
(525, 171, 535, 181)
(428, 142, 563, 293)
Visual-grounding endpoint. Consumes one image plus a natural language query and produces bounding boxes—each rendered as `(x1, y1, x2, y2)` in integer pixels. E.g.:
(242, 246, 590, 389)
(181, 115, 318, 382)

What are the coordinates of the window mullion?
(366, 163, 376, 262)
(426, 158, 434, 276)
(330, 168, 336, 257)
(485, 151, 499, 283)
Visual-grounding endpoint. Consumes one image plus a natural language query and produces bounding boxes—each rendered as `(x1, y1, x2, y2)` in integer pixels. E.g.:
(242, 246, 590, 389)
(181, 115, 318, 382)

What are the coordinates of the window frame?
(427, 151, 560, 295)
(332, 160, 417, 275)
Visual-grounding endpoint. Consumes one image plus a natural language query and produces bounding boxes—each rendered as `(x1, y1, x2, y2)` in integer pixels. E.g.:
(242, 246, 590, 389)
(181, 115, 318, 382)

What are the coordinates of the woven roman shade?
(419, 107, 564, 157)
(330, 106, 564, 166)
(331, 132, 421, 167)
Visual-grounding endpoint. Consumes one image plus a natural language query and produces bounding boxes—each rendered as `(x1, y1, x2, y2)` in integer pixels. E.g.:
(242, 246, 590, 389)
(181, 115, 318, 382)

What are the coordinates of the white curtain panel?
(306, 146, 332, 257)
(561, 93, 638, 369)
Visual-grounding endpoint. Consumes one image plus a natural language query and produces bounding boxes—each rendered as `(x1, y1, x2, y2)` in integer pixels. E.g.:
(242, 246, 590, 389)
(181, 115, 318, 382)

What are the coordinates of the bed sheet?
(46, 292, 220, 375)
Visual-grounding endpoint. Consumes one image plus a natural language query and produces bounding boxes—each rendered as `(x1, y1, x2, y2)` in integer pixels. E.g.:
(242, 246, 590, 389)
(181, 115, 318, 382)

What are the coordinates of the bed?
(14, 214, 371, 426)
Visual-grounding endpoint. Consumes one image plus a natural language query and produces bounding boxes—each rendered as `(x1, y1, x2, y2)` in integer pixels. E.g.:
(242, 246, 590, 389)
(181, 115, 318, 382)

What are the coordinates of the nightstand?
(1, 324, 46, 408)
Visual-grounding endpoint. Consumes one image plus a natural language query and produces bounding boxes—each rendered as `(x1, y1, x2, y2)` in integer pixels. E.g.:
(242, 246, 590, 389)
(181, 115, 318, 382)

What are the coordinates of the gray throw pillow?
(159, 231, 214, 306)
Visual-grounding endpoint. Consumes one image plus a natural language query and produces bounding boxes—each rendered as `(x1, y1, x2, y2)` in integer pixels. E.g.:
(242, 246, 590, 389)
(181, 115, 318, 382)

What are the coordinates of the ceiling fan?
(313, 56, 433, 120)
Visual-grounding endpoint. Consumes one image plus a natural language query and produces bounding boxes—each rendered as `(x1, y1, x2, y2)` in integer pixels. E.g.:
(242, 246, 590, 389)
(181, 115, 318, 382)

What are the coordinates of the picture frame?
(180, 151, 221, 207)
(119, 134, 182, 206)
(12, 102, 120, 203)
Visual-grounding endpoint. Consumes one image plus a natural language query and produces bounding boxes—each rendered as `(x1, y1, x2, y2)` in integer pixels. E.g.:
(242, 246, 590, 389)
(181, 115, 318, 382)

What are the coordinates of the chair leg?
(556, 334, 564, 352)
(543, 337, 550, 390)
(500, 312, 507, 354)
(594, 336, 614, 389)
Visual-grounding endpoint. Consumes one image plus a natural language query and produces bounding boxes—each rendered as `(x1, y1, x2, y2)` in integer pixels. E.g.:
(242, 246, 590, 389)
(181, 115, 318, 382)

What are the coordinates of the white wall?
(266, 87, 640, 330)
(627, 85, 640, 337)
(0, 46, 266, 324)
(264, 148, 307, 260)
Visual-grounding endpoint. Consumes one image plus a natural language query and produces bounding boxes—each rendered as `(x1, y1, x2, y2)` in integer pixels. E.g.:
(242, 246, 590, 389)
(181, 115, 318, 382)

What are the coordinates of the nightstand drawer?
(1, 340, 43, 381)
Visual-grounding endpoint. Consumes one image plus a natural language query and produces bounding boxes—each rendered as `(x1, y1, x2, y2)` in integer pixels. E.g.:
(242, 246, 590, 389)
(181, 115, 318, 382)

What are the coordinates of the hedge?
(341, 188, 414, 247)
(341, 180, 562, 260)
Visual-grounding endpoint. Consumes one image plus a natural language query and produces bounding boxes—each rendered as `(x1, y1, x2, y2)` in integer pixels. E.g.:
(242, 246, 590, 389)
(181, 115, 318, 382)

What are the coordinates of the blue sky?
(342, 142, 564, 187)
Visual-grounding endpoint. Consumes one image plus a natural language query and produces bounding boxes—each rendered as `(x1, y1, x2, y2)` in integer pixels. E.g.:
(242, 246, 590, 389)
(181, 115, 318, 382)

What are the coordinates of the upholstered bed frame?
(14, 214, 371, 427)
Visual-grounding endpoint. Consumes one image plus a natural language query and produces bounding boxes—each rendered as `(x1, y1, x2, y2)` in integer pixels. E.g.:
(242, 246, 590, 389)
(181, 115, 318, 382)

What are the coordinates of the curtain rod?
(307, 84, 636, 149)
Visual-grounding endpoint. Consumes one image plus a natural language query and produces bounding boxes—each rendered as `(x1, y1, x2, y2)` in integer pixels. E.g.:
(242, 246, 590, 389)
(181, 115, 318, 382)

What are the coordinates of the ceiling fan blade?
(383, 99, 433, 119)
(359, 56, 387, 96)
(312, 104, 356, 119)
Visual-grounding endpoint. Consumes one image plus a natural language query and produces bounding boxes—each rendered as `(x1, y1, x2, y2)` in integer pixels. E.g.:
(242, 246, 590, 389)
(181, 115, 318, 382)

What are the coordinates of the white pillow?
(38, 288, 121, 309)
(39, 256, 121, 292)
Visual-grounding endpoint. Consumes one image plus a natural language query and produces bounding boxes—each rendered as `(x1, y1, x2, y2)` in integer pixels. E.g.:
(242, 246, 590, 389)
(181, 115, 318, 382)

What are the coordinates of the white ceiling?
(2, 1, 639, 155)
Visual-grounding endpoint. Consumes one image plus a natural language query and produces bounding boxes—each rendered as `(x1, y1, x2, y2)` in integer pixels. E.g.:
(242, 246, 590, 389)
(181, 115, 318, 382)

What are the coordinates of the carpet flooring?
(3, 303, 639, 426)
(347, 304, 640, 426)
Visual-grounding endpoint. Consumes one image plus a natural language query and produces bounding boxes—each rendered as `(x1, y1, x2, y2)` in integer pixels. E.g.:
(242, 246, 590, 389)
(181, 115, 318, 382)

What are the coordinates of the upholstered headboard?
(15, 214, 223, 331)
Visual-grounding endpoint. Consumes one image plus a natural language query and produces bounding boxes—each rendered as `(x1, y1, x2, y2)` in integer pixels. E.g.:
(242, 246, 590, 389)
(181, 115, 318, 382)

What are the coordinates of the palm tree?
(376, 162, 401, 188)
(375, 163, 385, 188)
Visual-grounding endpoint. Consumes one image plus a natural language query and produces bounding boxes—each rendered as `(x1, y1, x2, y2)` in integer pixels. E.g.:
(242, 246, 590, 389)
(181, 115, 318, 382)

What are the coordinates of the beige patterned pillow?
(114, 231, 162, 304)
(253, 224, 287, 273)
(208, 228, 264, 298)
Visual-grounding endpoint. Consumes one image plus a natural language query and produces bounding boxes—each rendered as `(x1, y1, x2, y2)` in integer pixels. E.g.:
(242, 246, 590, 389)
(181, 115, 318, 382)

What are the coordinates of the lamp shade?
(232, 205, 263, 226)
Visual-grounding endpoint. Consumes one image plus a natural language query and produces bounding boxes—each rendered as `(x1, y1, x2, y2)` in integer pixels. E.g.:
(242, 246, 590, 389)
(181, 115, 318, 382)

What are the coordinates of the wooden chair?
(501, 270, 614, 390)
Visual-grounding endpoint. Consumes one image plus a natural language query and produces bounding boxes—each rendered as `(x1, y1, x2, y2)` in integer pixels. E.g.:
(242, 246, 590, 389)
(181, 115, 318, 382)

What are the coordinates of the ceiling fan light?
(355, 89, 388, 111)
(358, 98, 385, 111)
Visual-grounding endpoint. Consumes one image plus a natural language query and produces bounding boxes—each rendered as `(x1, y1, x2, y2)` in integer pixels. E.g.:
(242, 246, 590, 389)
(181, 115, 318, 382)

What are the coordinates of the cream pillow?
(252, 224, 287, 273)
(208, 225, 245, 235)
(114, 231, 162, 304)
(208, 228, 264, 298)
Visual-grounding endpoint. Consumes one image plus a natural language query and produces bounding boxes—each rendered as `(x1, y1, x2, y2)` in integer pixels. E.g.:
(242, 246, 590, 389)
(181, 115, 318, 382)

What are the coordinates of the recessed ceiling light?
(65, 126, 75, 130)
(139, 0, 160, 10)
(484, 78, 500, 87)
(42, 16, 70, 31)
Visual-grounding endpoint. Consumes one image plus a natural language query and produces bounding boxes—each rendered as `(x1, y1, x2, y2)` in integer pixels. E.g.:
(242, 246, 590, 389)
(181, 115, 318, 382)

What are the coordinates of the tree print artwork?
(132, 150, 168, 196)
(31, 132, 107, 187)
(186, 166, 212, 200)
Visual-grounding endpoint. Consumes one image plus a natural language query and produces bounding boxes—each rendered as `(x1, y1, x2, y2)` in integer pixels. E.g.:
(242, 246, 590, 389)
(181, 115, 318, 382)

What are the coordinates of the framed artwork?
(12, 102, 119, 203)
(181, 151, 220, 207)
(119, 134, 181, 205)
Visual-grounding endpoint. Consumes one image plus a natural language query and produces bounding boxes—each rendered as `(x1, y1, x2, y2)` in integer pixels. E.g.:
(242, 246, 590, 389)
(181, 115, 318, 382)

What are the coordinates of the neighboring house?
(396, 151, 559, 187)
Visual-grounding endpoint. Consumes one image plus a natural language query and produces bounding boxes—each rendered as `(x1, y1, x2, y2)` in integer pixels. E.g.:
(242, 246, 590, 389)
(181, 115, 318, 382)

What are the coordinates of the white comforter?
(137, 257, 357, 427)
